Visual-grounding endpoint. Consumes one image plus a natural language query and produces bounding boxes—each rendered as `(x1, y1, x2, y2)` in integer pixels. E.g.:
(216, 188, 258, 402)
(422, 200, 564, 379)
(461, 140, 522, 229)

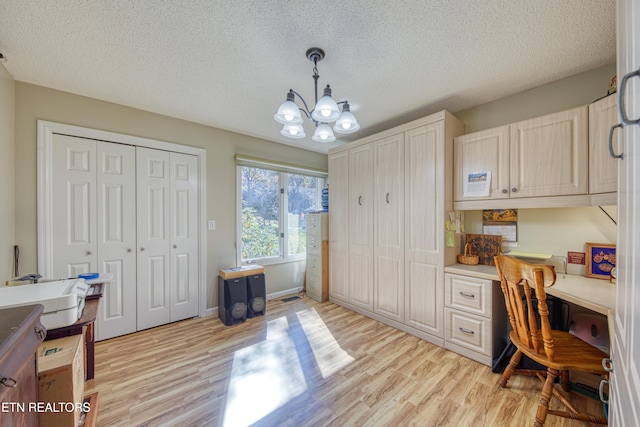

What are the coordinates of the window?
(237, 157, 327, 264)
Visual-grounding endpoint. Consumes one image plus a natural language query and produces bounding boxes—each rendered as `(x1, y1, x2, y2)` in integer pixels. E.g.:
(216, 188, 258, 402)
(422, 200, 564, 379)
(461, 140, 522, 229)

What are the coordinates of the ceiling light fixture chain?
(274, 47, 360, 143)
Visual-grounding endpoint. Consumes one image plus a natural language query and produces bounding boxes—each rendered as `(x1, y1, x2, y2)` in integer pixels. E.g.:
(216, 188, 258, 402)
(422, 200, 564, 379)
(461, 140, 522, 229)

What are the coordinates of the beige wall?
(455, 62, 618, 274)
(14, 82, 327, 309)
(455, 63, 616, 133)
(0, 64, 15, 281)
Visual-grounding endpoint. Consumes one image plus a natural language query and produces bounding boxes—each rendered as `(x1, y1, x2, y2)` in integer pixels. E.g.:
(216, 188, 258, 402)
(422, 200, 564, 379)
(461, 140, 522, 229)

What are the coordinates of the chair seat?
(510, 329, 608, 374)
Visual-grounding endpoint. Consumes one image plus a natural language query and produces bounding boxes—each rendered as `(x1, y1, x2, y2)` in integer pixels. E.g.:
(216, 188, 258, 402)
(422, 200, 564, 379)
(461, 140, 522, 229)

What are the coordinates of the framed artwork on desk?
(586, 242, 616, 280)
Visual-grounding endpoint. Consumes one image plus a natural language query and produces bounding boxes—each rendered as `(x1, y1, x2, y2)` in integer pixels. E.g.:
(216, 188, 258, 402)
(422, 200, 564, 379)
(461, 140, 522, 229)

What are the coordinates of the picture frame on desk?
(585, 242, 616, 280)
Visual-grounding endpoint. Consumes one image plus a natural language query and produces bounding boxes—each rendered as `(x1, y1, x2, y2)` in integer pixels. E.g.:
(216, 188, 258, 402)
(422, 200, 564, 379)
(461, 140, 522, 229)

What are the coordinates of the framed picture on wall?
(585, 242, 616, 280)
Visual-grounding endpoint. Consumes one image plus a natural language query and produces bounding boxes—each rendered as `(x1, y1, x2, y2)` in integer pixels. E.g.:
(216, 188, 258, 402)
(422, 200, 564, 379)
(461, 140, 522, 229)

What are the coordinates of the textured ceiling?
(0, 1, 615, 153)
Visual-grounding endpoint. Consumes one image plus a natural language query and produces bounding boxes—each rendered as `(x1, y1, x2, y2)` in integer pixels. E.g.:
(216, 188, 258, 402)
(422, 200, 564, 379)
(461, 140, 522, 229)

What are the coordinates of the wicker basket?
(457, 243, 479, 265)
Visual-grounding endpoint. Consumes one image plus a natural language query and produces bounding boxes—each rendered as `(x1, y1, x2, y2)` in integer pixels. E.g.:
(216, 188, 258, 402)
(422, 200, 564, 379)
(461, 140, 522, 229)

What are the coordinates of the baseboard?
(267, 287, 301, 300)
(205, 307, 217, 317)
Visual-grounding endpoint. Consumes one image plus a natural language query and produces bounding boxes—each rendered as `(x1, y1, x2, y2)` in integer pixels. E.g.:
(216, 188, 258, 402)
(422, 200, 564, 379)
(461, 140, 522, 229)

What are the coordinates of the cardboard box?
(37, 335, 85, 427)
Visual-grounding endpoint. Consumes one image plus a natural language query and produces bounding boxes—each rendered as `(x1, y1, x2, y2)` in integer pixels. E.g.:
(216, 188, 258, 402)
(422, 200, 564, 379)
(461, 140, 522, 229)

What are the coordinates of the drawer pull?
(459, 327, 475, 335)
(459, 291, 475, 298)
(0, 377, 17, 388)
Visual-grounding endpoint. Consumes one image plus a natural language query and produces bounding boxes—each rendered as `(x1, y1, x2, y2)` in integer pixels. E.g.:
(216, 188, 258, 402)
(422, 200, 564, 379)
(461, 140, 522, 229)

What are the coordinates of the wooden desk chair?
(494, 254, 608, 426)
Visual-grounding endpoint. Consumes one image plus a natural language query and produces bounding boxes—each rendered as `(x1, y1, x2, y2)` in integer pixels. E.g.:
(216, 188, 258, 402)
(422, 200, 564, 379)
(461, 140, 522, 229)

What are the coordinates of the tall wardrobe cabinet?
(328, 111, 463, 345)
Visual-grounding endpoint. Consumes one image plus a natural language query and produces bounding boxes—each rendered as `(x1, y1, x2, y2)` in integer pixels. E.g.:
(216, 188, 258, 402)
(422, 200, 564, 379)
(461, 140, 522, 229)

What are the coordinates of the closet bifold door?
(51, 135, 137, 341)
(136, 147, 172, 330)
(136, 147, 199, 331)
(51, 134, 98, 279)
(168, 152, 199, 322)
(96, 141, 137, 340)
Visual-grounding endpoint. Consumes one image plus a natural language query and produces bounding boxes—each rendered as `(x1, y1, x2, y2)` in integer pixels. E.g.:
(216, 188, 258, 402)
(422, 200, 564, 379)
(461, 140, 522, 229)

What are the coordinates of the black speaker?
(218, 276, 248, 326)
(246, 273, 266, 318)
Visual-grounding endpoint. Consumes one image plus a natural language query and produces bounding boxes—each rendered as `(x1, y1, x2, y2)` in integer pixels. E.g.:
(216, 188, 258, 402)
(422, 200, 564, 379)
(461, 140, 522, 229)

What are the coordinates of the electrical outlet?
(208, 219, 216, 230)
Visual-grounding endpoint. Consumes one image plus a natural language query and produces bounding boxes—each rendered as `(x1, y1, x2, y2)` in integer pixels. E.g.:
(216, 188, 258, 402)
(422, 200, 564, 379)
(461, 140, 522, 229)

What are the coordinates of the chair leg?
(561, 370, 570, 392)
(499, 349, 522, 388)
(534, 367, 558, 427)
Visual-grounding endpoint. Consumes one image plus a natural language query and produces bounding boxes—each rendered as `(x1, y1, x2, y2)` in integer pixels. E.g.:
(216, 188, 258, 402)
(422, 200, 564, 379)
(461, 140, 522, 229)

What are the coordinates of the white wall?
(0, 64, 15, 281)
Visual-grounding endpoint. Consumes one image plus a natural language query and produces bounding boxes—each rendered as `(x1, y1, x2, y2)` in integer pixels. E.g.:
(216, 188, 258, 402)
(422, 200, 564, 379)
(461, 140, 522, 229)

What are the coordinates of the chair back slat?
(494, 254, 557, 362)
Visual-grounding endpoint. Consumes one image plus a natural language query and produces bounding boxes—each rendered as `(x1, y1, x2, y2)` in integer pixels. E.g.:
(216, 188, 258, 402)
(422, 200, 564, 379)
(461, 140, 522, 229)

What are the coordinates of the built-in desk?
(444, 263, 616, 345)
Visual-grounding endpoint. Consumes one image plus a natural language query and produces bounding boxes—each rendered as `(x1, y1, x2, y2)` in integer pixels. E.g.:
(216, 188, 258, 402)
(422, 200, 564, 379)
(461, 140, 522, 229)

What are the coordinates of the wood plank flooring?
(85, 294, 606, 426)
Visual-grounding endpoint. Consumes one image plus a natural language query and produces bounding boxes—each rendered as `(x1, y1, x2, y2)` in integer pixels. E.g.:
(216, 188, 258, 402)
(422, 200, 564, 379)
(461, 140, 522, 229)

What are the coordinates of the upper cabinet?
(509, 106, 588, 198)
(454, 125, 510, 201)
(454, 102, 615, 210)
(589, 94, 619, 195)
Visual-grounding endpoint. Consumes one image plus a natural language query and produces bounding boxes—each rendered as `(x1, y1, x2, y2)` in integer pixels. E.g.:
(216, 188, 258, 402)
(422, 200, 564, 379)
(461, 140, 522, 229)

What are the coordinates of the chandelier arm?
(289, 89, 318, 124)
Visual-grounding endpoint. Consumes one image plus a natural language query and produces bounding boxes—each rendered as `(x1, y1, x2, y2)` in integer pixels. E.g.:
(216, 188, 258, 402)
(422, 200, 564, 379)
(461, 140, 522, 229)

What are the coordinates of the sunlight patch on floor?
(222, 316, 307, 427)
(296, 308, 355, 379)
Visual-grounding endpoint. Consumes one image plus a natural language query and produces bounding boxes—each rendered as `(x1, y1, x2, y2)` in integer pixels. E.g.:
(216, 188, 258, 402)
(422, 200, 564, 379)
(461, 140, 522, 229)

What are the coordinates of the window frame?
(235, 156, 327, 266)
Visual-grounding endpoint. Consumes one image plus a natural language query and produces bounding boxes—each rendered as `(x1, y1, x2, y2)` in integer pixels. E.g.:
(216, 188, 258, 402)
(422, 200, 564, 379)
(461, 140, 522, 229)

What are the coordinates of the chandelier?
(274, 47, 360, 143)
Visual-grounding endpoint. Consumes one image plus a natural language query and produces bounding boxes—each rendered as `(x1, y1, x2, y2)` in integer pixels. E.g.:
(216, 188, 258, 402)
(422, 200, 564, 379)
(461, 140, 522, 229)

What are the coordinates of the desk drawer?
(445, 273, 491, 317)
(445, 307, 491, 356)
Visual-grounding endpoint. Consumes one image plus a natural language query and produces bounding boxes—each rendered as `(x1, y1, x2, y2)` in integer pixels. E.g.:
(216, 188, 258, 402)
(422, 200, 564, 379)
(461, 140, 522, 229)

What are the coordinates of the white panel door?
(328, 151, 349, 302)
(96, 142, 137, 341)
(374, 134, 404, 322)
(137, 147, 171, 330)
(610, 0, 640, 425)
(404, 122, 445, 337)
(348, 143, 374, 311)
(169, 152, 199, 322)
(51, 134, 98, 278)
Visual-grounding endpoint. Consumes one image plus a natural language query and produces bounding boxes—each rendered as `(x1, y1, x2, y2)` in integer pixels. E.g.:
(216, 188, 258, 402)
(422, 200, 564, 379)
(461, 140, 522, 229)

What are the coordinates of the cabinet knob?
(502, 189, 508, 194)
(85, 250, 92, 256)
(140, 247, 145, 252)
(386, 193, 390, 204)
(127, 248, 132, 253)
(358, 196, 362, 205)
(511, 188, 517, 193)
(173, 244, 177, 249)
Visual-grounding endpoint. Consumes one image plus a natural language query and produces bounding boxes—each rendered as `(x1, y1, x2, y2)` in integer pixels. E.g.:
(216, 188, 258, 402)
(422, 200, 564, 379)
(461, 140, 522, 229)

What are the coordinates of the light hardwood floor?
(85, 294, 606, 426)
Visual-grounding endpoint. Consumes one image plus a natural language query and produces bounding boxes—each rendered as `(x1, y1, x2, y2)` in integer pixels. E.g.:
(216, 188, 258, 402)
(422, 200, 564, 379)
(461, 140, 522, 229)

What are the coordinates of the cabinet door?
(454, 126, 510, 201)
(610, 1, 640, 424)
(349, 144, 374, 311)
(404, 123, 445, 336)
(328, 151, 349, 302)
(509, 106, 588, 198)
(374, 134, 404, 322)
(589, 94, 619, 194)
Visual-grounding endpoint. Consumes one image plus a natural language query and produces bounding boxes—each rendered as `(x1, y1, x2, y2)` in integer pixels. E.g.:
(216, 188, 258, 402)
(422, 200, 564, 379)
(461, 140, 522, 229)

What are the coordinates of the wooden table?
(45, 296, 100, 380)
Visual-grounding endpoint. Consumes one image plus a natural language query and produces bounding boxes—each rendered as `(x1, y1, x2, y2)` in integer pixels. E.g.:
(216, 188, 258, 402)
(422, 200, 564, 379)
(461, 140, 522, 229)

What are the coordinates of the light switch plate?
(208, 219, 216, 230)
